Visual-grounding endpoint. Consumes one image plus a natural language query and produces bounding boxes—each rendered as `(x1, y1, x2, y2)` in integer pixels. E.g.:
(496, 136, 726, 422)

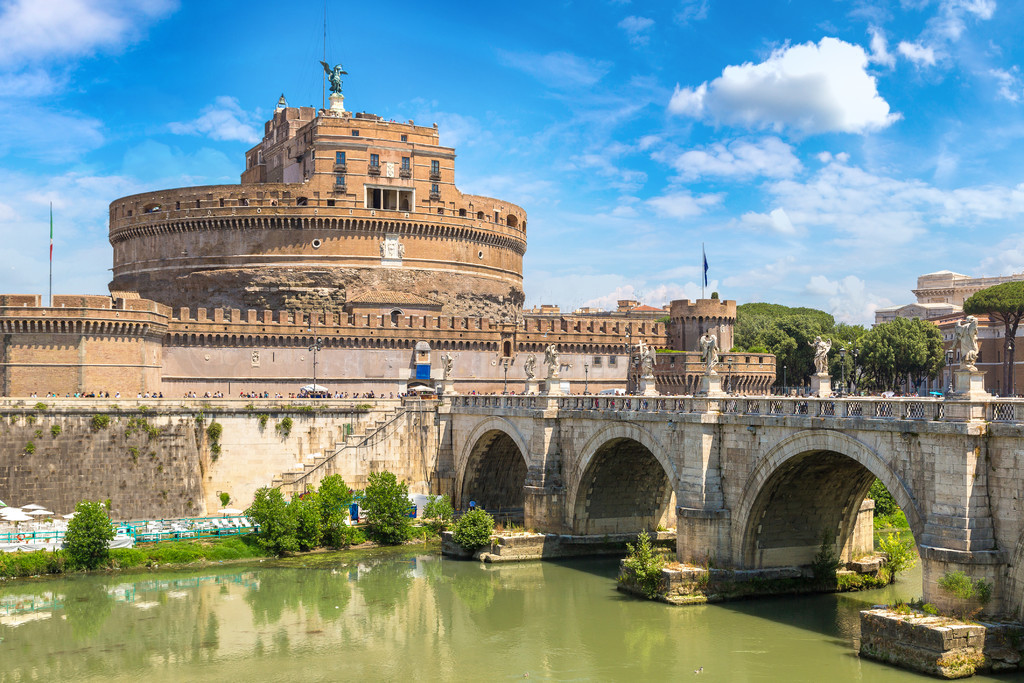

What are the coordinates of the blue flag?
(702, 248, 709, 287)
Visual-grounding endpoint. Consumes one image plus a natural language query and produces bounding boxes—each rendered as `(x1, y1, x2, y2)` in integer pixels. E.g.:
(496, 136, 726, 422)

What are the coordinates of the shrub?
(90, 414, 111, 431)
(206, 421, 222, 442)
(257, 414, 269, 429)
(318, 475, 355, 547)
(938, 571, 993, 608)
(245, 487, 298, 556)
(290, 494, 323, 552)
(422, 494, 454, 534)
(108, 548, 149, 569)
(64, 500, 115, 570)
(0, 549, 66, 578)
(34, 402, 48, 411)
(362, 471, 412, 545)
(452, 508, 494, 551)
(219, 491, 231, 507)
(276, 416, 293, 437)
(811, 530, 842, 582)
(24, 441, 34, 455)
(50, 424, 62, 437)
(622, 531, 665, 599)
(878, 532, 917, 582)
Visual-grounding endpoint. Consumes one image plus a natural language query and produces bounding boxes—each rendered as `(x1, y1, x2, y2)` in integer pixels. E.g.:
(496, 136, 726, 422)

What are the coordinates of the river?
(0, 546, 1015, 682)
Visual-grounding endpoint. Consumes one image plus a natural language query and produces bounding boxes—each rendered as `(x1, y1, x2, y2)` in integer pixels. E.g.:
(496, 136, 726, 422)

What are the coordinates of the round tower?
(668, 298, 737, 352)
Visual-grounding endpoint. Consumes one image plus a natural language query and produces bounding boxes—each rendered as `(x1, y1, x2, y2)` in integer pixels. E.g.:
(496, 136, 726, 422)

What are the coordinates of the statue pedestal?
(525, 379, 540, 395)
(638, 376, 659, 397)
(329, 92, 346, 114)
(697, 374, 725, 397)
(951, 369, 988, 398)
(439, 379, 454, 396)
(542, 376, 563, 396)
(810, 373, 832, 398)
(945, 369, 989, 421)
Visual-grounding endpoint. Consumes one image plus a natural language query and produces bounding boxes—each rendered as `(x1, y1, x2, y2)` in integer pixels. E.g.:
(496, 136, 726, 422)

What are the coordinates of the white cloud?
(898, 41, 937, 66)
(168, 96, 262, 144)
(804, 274, 883, 323)
(740, 207, 797, 235)
(668, 137, 801, 180)
(668, 37, 900, 134)
(0, 0, 177, 67)
(675, 0, 709, 24)
(0, 102, 103, 160)
(646, 191, 723, 219)
(0, 69, 62, 98)
(990, 68, 1021, 103)
(618, 15, 654, 45)
(932, 0, 995, 42)
(977, 234, 1024, 277)
(581, 282, 701, 311)
(868, 26, 896, 68)
(497, 50, 611, 88)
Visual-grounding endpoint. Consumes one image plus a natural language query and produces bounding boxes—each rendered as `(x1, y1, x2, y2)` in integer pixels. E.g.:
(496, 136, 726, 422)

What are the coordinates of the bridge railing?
(447, 394, 998, 422)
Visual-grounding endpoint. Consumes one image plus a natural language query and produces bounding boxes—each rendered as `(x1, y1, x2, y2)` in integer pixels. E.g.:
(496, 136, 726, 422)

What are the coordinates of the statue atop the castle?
(320, 61, 348, 94)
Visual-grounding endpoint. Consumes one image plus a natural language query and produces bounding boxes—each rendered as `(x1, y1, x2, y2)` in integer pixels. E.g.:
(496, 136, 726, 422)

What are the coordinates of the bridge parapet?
(448, 394, 1024, 424)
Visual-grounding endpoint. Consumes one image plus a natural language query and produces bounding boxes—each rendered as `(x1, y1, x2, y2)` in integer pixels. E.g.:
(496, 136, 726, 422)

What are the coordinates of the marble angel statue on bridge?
(544, 344, 560, 378)
(699, 332, 719, 375)
(954, 315, 979, 371)
(810, 336, 832, 375)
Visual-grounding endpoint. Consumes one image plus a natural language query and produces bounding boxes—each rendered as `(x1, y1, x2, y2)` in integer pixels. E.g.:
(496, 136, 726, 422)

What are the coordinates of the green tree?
(361, 471, 412, 545)
(422, 494, 455, 534)
(859, 317, 944, 392)
(735, 303, 837, 387)
(622, 531, 665, 599)
(290, 493, 323, 551)
(246, 487, 298, 555)
(452, 507, 494, 551)
(64, 500, 115, 570)
(318, 474, 355, 547)
(963, 281, 1024, 396)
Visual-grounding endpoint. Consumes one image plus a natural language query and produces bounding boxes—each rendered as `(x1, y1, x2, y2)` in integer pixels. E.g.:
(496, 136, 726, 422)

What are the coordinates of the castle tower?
(108, 89, 527, 318)
(668, 298, 736, 352)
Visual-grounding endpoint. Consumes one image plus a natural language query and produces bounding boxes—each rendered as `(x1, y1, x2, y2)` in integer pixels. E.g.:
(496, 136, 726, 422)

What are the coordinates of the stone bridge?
(443, 393, 1024, 618)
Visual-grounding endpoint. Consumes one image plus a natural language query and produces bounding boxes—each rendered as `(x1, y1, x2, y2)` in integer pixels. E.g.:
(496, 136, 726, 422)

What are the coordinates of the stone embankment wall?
(0, 399, 436, 520)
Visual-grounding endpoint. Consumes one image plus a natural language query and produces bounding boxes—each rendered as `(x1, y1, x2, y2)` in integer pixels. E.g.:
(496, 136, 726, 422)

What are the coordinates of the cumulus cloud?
(990, 68, 1021, 103)
(0, 0, 177, 67)
(977, 234, 1024, 277)
(868, 26, 896, 68)
(497, 49, 611, 88)
(618, 15, 654, 45)
(668, 37, 900, 134)
(804, 274, 883, 323)
(898, 41, 937, 66)
(668, 137, 801, 180)
(168, 96, 262, 144)
(740, 207, 797, 235)
(646, 190, 723, 219)
(581, 282, 700, 311)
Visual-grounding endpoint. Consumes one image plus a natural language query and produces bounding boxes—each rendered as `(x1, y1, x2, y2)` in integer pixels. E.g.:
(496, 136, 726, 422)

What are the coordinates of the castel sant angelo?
(0, 67, 775, 398)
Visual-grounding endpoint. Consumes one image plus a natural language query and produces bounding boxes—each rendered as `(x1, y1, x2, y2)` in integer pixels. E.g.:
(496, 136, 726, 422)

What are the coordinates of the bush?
(34, 402, 48, 411)
(0, 549, 66, 578)
(622, 531, 665, 599)
(452, 508, 494, 551)
(64, 500, 115, 570)
(90, 414, 111, 431)
(276, 416, 293, 437)
(206, 421, 222, 442)
(811, 530, 842, 582)
(422, 494, 454, 534)
(219, 491, 231, 507)
(938, 571, 993, 607)
(257, 414, 269, 428)
(245, 487, 298, 556)
(24, 441, 34, 455)
(290, 494, 323, 552)
(878, 532, 917, 582)
(50, 424, 62, 437)
(318, 475, 354, 547)
(108, 548, 149, 569)
(361, 471, 412, 545)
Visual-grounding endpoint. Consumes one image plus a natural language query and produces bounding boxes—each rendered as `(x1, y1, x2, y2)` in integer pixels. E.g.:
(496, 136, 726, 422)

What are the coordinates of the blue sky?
(2, 0, 1024, 324)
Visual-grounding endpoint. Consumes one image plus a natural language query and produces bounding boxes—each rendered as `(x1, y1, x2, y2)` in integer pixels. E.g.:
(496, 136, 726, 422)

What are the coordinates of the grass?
(0, 536, 271, 579)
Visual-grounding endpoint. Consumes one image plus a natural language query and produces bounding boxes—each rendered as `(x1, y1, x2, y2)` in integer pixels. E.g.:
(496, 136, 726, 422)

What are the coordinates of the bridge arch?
(455, 417, 531, 516)
(567, 423, 677, 536)
(734, 429, 923, 568)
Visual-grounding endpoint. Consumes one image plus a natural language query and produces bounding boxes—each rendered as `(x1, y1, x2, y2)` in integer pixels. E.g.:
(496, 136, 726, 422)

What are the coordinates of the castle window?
(390, 309, 402, 325)
(335, 175, 345, 186)
(477, 211, 484, 219)
(370, 153, 379, 167)
(438, 208, 444, 214)
(494, 211, 499, 222)
(459, 208, 466, 217)
(336, 151, 346, 164)
(351, 129, 359, 136)
(401, 134, 408, 142)
(326, 199, 335, 207)
(431, 160, 440, 174)
(219, 198, 225, 207)
(593, 356, 602, 366)
(175, 201, 180, 210)
(401, 157, 410, 170)
(608, 356, 617, 366)
(431, 183, 439, 194)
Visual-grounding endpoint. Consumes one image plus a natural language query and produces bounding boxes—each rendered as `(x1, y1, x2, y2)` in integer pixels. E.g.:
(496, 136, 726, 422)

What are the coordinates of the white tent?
(301, 384, 329, 392)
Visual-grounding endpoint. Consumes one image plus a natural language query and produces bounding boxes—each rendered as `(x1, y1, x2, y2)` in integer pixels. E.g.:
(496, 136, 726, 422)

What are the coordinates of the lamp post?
(584, 361, 589, 394)
(840, 347, 847, 396)
(502, 359, 509, 394)
(307, 312, 323, 398)
(783, 364, 787, 395)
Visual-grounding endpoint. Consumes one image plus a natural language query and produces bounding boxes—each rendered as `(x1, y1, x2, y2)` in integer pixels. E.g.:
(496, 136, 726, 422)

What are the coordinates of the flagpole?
(49, 202, 53, 307)
(701, 242, 705, 300)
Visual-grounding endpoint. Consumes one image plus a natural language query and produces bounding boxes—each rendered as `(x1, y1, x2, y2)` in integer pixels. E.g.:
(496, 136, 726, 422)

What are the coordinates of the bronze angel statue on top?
(320, 61, 348, 94)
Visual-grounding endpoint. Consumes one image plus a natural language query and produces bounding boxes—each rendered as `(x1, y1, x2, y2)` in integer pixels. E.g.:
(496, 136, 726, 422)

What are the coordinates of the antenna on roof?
(322, 0, 327, 111)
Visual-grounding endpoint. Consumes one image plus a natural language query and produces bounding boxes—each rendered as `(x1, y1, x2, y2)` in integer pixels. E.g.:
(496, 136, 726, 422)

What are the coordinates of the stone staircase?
(272, 407, 405, 497)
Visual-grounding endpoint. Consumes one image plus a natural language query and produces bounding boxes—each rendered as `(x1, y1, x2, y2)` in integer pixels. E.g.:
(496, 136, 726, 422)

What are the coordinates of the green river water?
(0, 546, 1015, 682)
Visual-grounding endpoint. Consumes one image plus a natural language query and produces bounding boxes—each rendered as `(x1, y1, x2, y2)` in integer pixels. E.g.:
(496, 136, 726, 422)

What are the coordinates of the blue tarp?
(416, 364, 431, 380)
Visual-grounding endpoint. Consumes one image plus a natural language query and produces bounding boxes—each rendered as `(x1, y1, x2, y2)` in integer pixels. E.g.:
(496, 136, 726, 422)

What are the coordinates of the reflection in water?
(0, 551, 1014, 682)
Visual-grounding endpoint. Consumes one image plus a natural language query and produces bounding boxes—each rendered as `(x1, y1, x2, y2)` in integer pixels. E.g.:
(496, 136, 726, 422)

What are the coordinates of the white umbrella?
(217, 508, 244, 515)
(28, 509, 54, 516)
(300, 384, 328, 392)
(21, 504, 45, 510)
(62, 512, 77, 519)
(1, 510, 33, 522)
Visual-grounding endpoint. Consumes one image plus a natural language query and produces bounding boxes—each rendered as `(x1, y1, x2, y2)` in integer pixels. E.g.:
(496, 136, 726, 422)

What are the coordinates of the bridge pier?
(676, 507, 731, 565)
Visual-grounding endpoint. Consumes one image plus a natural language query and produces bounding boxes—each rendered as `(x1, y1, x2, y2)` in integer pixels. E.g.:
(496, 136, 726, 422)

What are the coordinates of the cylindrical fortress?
(668, 298, 737, 352)
(109, 103, 527, 318)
